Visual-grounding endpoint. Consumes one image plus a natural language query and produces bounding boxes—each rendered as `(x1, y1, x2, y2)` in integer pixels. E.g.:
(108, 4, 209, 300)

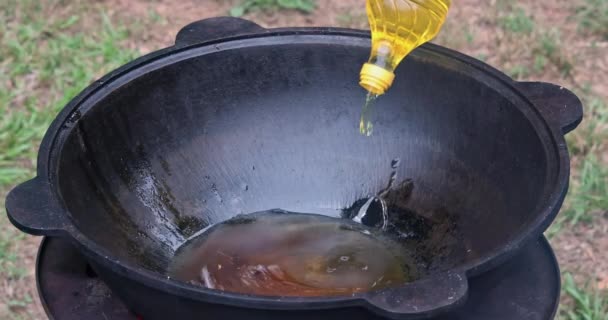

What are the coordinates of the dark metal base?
(37, 237, 559, 320)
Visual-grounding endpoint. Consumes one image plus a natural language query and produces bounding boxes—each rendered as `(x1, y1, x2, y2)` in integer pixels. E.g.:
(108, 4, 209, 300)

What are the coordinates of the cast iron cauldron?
(6, 17, 582, 319)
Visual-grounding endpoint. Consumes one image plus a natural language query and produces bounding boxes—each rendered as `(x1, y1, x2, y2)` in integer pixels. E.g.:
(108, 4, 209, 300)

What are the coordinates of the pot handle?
(5, 177, 71, 237)
(363, 271, 468, 319)
(518, 82, 583, 134)
(175, 17, 266, 47)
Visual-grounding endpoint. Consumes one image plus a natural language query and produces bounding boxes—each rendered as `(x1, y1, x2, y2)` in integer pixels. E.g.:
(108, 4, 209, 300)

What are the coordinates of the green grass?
(336, 10, 368, 28)
(575, 0, 608, 40)
(230, 0, 317, 17)
(464, 27, 476, 45)
(0, 218, 27, 279)
(507, 64, 530, 79)
(0, 4, 139, 188)
(560, 273, 608, 320)
(546, 93, 608, 237)
(499, 7, 535, 34)
(494, 6, 573, 78)
(533, 30, 573, 76)
(563, 155, 608, 225)
(0, 1, 140, 317)
(567, 96, 608, 156)
(475, 53, 488, 62)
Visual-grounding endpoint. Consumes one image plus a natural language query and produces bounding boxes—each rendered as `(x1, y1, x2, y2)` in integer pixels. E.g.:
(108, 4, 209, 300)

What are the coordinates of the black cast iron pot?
(6, 18, 582, 319)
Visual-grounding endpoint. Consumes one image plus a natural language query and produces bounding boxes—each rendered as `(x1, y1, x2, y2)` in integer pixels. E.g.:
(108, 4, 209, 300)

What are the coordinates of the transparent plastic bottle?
(359, 0, 452, 96)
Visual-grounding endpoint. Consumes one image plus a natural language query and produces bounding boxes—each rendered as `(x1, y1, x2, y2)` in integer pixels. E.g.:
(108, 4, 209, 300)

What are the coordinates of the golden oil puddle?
(168, 210, 419, 296)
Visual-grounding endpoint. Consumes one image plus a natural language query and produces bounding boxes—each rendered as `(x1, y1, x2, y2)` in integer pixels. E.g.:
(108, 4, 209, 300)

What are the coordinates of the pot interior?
(57, 36, 549, 282)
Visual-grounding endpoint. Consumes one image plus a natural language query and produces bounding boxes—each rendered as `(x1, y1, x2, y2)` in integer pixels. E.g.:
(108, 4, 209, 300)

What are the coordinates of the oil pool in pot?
(168, 210, 420, 296)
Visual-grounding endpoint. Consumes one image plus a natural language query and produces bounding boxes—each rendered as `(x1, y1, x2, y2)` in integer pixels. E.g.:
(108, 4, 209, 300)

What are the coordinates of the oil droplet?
(391, 158, 401, 169)
(211, 184, 223, 203)
(359, 92, 379, 137)
(67, 110, 82, 123)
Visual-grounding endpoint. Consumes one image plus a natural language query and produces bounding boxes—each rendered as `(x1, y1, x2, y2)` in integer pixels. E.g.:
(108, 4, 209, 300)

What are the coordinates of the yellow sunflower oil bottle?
(359, 0, 451, 136)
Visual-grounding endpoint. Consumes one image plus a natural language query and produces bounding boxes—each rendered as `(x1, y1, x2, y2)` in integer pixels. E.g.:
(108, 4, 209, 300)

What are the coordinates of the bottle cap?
(359, 63, 395, 95)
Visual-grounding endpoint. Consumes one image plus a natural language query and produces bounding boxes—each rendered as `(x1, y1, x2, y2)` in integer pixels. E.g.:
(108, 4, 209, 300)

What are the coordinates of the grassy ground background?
(1, 0, 606, 319)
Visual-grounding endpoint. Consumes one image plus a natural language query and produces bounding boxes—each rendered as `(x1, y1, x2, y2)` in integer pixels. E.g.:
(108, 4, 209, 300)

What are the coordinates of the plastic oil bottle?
(359, 0, 452, 136)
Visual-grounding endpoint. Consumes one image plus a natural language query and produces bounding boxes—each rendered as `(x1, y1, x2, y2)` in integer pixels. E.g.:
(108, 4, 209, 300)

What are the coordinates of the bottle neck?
(359, 42, 397, 95)
(369, 41, 398, 71)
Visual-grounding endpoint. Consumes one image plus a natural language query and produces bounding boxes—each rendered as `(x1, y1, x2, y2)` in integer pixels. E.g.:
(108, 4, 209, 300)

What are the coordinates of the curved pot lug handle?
(518, 82, 583, 134)
(175, 17, 266, 47)
(363, 271, 468, 319)
(5, 177, 71, 237)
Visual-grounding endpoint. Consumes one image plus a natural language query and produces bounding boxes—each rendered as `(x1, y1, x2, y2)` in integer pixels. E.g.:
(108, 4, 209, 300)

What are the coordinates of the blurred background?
(0, 0, 606, 319)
